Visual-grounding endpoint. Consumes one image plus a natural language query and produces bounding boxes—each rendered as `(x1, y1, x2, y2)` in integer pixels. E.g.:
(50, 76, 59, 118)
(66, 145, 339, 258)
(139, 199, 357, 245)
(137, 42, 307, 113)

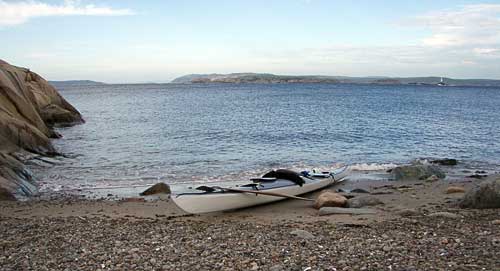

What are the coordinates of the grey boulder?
(392, 165, 445, 181)
(347, 195, 384, 208)
(459, 178, 500, 209)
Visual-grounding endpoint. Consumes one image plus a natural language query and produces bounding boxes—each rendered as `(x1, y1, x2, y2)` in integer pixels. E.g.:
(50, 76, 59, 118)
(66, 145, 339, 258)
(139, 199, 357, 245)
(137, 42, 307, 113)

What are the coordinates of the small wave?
(349, 163, 398, 171)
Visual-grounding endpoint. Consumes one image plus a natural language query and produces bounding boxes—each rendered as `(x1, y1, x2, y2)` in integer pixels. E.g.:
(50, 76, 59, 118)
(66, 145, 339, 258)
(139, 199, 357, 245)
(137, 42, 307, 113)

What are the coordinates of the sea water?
(30, 83, 500, 192)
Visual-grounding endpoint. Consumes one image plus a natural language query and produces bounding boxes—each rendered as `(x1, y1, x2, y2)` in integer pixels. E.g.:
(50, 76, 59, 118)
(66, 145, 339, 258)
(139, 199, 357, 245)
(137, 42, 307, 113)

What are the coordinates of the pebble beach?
(2, 176, 499, 270)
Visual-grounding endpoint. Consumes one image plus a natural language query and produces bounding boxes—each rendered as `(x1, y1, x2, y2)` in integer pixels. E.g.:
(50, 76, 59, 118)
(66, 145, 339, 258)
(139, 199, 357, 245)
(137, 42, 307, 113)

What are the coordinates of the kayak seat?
(196, 186, 217, 193)
(250, 177, 277, 182)
(262, 169, 305, 186)
(240, 183, 260, 189)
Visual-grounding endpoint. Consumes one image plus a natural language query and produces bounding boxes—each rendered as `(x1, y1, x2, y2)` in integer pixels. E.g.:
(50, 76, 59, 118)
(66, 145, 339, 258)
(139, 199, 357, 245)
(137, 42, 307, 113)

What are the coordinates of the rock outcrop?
(0, 60, 83, 199)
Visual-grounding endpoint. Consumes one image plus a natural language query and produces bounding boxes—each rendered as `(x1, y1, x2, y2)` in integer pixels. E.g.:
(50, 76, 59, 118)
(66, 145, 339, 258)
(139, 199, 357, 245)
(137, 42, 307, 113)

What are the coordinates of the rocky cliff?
(0, 60, 84, 200)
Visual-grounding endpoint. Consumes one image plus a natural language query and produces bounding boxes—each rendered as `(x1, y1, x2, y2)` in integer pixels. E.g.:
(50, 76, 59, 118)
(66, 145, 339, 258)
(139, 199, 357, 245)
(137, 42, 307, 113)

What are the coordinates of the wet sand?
(0, 177, 483, 223)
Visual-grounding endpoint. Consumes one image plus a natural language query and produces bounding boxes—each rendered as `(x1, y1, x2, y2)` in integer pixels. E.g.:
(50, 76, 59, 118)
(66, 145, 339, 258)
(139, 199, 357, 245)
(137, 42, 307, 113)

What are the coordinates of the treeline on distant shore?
(172, 73, 500, 87)
(49, 80, 106, 88)
(49, 74, 500, 87)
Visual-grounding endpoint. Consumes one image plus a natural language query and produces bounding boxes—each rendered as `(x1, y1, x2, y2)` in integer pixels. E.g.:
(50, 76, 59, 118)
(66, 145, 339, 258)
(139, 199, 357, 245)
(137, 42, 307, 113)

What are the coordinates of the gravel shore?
(1, 177, 499, 270)
(1, 208, 499, 270)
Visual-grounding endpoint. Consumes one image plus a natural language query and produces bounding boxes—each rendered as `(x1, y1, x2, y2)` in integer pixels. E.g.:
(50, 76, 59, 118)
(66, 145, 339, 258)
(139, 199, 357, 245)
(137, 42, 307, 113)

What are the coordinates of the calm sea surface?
(32, 83, 500, 192)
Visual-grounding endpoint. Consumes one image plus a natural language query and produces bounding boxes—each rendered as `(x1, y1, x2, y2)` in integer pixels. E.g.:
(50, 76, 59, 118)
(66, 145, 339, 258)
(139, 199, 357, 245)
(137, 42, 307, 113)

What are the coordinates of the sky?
(1, 0, 500, 83)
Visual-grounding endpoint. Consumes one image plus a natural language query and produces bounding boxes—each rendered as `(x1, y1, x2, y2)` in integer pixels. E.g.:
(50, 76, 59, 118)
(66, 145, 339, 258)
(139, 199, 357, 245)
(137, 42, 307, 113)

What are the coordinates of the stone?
(428, 212, 460, 219)
(492, 220, 500, 225)
(396, 208, 420, 217)
(491, 238, 500, 247)
(0, 186, 15, 201)
(468, 174, 487, 179)
(392, 165, 445, 181)
(445, 186, 465, 194)
(314, 191, 347, 209)
(347, 195, 384, 208)
(250, 262, 259, 270)
(269, 264, 284, 271)
(318, 207, 377, 216)
(370, 191, 393, 195)
(122, 197, 146, 203)
(425, 175, 440, 182)
(351, 188, 369, 193)
(290, 229, 315, 240)
(459, 178, 500, 209)
(140, 183, 171, 196)
(430, 159, 458, 166)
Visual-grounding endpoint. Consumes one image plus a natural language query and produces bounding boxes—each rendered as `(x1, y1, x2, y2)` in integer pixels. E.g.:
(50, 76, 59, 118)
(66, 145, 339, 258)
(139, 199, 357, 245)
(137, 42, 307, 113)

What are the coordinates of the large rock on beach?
(314, 191, 347, 209)
(0, 60, 83, 199)
(392, 164, 445, 181)
(459, 178, 500, 209)
(140, 182, 171, 195)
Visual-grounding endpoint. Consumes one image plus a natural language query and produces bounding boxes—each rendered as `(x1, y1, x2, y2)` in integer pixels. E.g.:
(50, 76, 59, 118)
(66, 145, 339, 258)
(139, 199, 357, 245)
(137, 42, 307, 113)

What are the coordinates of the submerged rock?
(459, 178, 500, 209)
(430, 158, 458, 166)
(468, 174, 488, 179)
(347, 195, 384, 208)
(314, 191, 347, 209)
(140, 183, 171, 195)
(392, 165, 445, 181)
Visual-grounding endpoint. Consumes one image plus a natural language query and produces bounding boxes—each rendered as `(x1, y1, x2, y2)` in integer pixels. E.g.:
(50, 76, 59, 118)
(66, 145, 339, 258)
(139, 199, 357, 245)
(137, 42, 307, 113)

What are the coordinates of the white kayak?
(172, 166, 350, 214)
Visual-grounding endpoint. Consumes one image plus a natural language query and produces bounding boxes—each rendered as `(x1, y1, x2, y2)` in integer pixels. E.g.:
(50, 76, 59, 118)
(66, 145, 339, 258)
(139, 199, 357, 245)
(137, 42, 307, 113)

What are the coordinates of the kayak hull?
(172, 166, 350, 214)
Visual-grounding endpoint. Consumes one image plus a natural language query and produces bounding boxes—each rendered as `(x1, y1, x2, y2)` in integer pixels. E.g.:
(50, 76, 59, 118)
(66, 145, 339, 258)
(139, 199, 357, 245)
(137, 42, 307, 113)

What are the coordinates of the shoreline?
(1, 175, 499, 270)
(0, 175, 487, 222)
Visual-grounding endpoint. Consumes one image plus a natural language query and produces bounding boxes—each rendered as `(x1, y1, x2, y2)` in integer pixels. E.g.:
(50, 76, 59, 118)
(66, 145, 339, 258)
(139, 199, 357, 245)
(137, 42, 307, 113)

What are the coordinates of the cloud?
(0, 0, 134, 26)
(409, 4, 500, 49)
(253, 4, 500, 78)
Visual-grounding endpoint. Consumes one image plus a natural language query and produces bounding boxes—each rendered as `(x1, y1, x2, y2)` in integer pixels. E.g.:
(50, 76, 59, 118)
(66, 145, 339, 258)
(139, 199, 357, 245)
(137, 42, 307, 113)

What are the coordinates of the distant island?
(49, 80, 106, 88)
(172, 73, 500, 87)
